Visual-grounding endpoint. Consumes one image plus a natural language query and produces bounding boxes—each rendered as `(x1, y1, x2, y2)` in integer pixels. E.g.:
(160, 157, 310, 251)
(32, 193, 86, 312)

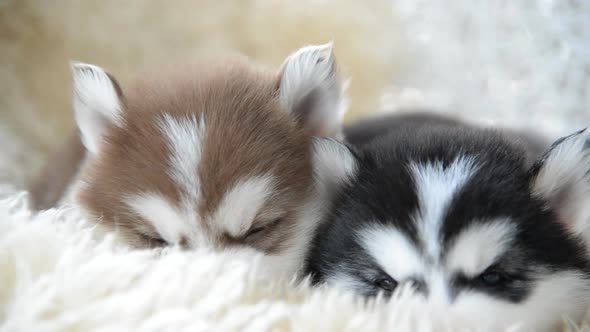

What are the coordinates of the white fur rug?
(1, 192, 589, 331)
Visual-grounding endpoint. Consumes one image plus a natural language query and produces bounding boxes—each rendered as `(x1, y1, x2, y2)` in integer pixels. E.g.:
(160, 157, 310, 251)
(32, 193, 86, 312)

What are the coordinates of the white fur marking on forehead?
(212, 175, 276, 237)
(446, 219, 516, 276)
(360, 226, 424, 281)
(410, 157, 478, 261)
(71, 62, 122, 154)
(126, 193, 197, 245)
(157, 114, 206, 201)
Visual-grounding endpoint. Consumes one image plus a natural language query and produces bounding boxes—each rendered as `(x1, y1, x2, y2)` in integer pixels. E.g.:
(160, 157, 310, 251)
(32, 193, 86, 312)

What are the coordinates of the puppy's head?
(71, 43, 352, 274)
(307, 126, 590, 330)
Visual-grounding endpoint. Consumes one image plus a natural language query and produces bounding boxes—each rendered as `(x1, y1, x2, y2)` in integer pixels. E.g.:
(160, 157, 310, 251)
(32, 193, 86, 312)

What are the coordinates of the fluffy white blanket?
(0, 189, 588, 332)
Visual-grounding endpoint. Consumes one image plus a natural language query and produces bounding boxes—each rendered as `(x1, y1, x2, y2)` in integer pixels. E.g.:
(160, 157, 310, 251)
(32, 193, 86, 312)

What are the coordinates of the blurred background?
(1, 0, 590, 190)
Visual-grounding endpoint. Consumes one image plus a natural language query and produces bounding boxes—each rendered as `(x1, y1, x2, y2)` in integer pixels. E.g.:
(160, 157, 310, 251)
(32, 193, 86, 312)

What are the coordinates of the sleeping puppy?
(307, 113, 590, 331)
(28, 43, 353, 277)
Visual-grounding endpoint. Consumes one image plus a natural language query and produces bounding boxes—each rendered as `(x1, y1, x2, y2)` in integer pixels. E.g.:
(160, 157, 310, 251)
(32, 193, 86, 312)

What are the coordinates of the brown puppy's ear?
(71, 62, 124, 154)
(529, 128, 590, 243)
(278, 42, 348, 139)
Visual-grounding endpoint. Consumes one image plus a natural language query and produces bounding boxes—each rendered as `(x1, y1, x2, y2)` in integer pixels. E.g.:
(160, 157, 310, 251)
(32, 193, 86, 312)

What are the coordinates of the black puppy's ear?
(529, 128, 590, 242)
(311, 137, 358, 196)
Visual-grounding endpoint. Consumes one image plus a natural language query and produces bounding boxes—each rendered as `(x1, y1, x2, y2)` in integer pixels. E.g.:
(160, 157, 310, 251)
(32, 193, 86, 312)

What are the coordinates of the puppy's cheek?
(87, 220, 142, 249)
(448, 274, 586, 332)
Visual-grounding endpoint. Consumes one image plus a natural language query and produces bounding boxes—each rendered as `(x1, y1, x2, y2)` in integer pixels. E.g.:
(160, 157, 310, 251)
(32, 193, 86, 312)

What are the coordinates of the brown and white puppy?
(30, 43, 355, 276)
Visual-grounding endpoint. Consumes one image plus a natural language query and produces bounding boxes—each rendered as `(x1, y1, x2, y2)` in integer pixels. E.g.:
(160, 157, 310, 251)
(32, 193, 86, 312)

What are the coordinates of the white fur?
(157, 114, 206, 203)
(427, 271, 453, 306)
(359, 220, 518, 304)
(279, 190, 331, 277)
(311, 138, 357, 201)
(71, 62, 122, 154)
(279, 42, 347, 137)
(532, 128, 590, 247)
(409, 156, 478, 261)
(446, 219, 516, 277)
(451, 272, 590, 332)
(308, 138, 357, 271)
(125, 192, 199, 245)
(360, 226, 424, 281)
(211, 175, 276, 237)
(1, 190, 589, 331)
(326, 271, 370, 294)
(360, 225, 455, 304)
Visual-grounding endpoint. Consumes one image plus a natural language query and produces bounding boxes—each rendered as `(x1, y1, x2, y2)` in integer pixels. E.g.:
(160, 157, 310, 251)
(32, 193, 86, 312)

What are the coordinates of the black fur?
(343, 112, 462, 148)
(307, 114, 590, 303)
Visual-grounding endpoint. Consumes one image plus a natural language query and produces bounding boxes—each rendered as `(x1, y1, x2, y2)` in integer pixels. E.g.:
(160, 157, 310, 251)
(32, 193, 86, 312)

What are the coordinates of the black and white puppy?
(308, 114, 590, 330)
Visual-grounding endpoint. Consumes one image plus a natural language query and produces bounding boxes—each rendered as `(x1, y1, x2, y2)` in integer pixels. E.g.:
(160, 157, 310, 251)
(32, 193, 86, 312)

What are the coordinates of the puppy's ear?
(311, 137, 358, 197)
(278, 42, 348, 139)
(529, 128, 590, 242)
(71, 62, 124, 154)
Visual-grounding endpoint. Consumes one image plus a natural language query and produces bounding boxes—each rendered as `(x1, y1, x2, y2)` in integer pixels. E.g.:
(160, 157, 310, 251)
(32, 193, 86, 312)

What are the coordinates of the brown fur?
(77, 56, 314, 253)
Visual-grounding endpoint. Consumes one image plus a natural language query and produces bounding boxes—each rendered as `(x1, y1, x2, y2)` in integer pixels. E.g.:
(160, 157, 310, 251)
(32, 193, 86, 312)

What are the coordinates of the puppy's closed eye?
(137, 231, 168, 247)
(245, 217, 284, 239)
(149, 237, 168, 247)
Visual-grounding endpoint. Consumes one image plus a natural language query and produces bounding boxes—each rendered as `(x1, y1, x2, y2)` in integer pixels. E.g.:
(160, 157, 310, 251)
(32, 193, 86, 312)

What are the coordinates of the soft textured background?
(2, 0, 590, 189)
(2, 0, 590, 188)
(0, 0, 399, 187)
